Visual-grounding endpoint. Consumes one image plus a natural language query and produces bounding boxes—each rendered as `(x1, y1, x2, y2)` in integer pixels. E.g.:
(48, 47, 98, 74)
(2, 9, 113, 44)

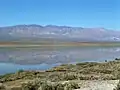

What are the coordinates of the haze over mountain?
(0, 24, 120, 42)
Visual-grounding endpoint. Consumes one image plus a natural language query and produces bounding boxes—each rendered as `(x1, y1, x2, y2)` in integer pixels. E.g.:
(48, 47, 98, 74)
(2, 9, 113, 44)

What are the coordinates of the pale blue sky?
(0, 0, 119, 30)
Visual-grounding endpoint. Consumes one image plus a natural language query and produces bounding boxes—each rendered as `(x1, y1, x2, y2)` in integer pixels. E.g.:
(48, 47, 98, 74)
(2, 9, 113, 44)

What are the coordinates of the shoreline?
(0, 59, 120, 90)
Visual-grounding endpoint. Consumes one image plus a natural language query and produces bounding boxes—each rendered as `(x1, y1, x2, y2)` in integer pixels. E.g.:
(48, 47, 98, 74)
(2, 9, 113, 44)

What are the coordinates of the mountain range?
(0, 24, 120, 42)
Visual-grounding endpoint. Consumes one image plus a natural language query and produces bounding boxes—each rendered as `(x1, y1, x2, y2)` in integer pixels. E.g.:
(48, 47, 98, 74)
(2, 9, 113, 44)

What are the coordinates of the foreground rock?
(0, 80, 119, 90)
(79, 80, 119, 90)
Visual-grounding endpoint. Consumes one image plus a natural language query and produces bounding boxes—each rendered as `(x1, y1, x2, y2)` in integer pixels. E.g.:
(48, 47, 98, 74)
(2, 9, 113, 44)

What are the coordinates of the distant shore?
(0, 42, 120, 47)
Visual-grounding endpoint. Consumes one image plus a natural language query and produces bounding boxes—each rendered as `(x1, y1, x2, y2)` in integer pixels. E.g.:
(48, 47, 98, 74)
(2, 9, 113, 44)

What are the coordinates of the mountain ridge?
(0, 24, 120, 42)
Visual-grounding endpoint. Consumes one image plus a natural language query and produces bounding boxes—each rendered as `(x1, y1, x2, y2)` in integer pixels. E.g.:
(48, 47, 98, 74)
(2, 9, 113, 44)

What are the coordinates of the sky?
(0, 0, 119, 30)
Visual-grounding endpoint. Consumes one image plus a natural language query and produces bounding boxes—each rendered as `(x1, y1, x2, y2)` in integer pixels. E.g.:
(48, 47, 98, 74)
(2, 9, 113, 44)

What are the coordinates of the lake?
(0, 46, 120, 75)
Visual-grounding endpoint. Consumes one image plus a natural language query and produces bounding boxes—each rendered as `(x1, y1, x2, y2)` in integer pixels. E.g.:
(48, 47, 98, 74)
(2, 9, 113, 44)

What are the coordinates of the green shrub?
(115, 58, 120, 61)
(17, 69, 24, 73)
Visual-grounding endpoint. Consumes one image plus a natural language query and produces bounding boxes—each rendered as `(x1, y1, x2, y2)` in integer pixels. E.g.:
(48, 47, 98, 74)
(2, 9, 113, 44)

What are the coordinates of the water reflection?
(0, 47, 120, 64)
(0, 46, 120, 74)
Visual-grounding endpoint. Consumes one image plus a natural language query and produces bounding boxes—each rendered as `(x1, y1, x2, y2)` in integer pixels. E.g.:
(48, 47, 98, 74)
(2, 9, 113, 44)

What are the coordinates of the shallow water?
(0, 63, 60, 75)
(0, 46, 120, 75)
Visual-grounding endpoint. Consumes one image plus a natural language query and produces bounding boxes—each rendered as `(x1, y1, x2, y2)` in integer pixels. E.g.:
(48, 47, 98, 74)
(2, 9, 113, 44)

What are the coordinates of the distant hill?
(0, 24, 120, 42)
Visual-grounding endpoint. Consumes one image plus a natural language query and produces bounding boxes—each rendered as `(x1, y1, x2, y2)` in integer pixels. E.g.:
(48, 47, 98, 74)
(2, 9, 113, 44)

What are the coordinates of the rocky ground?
(0, 80, 119, 90)
(78, 80, 119, 90)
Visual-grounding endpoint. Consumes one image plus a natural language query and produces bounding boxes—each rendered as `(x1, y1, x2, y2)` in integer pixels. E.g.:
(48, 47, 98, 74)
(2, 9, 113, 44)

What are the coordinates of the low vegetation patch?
(21, 79, 80, 90)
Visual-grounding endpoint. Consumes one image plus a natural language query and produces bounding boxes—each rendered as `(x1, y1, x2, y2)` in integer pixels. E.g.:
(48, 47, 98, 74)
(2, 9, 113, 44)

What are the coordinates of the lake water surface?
(0, 46, 120, 75)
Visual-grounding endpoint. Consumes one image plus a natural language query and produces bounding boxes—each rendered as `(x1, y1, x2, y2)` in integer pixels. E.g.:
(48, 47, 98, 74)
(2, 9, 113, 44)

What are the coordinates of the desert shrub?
(55, 83, 65, 90)
(22, 79, 41, 90)
(92, 69, 113, 74)
(116, 73, 120, 79)
(62, 73, 78, 81)
(48, 72, 78, 81)
(47, 72, 63, 82)
(64, 82, 80, 90)
(39, 82, 65, 90)
(39, 82, 80, 90)
(22, 81, 37, 90)
(8, 86, 22, 90)
(101, 74, 117, 80)
(76, 62, 98, 68)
